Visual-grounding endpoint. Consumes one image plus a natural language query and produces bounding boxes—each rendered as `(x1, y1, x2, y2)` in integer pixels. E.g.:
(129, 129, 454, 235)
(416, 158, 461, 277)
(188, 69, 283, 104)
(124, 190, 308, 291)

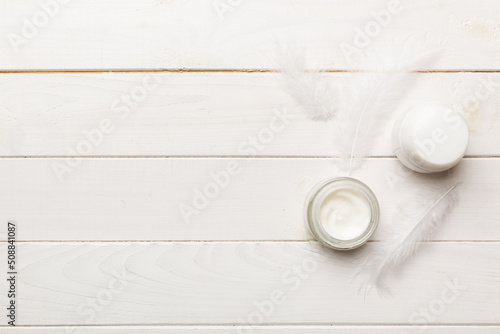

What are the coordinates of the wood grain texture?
(0, 72, 498, 157)
(1, 0, 500, 70)
(0, 158, 498, 241)
(4, 242, 499, 325)
(3, 326, 500, 333)
(1, 0, 499, 330)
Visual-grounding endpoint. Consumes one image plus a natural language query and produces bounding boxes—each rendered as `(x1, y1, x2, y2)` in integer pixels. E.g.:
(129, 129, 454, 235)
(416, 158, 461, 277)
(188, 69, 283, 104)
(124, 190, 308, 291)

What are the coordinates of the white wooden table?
(1, 0, 499, 332)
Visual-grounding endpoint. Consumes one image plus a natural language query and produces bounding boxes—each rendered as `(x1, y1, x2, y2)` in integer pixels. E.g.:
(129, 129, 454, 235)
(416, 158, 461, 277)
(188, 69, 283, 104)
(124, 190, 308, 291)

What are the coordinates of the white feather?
(334, 35, 441, 171)
(334, 71, 400, 171)
(277, 35, 441, 171)
(358, 180, 460, 294)
(276, 42, 339, 121)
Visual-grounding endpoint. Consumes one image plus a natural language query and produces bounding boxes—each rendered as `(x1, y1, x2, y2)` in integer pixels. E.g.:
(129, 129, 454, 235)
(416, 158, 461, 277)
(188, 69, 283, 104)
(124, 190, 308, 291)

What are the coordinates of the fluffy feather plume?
(334, 35, 440, 172)
(277, 34, 441, 171)
(357, 179, 460, 294)
(276, 42, 339, 121)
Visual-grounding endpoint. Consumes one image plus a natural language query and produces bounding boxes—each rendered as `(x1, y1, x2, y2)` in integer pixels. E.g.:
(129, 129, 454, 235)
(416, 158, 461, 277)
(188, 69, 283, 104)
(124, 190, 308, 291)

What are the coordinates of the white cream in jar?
(305, 177, 379, 250)
(319, 188, 372, 240)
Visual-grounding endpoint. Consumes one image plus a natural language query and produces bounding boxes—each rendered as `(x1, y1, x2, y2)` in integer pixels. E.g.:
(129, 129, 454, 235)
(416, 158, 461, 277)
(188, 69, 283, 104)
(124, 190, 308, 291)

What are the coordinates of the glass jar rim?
(304, 177, 380, 250)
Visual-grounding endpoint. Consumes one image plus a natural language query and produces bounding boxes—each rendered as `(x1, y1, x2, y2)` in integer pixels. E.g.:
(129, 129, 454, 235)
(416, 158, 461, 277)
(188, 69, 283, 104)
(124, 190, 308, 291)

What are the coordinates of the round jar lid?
(395, 104, 469, 173)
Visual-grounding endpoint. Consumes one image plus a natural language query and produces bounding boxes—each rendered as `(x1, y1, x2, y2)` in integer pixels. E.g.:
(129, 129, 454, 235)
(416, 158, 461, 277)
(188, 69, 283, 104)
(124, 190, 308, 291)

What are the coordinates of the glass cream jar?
(304, 177, 380, 250)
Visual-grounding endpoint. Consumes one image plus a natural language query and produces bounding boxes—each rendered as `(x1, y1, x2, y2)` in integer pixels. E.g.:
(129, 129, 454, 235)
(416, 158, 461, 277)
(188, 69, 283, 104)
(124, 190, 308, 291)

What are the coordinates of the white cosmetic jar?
(304, 177, 380, 251)
(392, 103, 469, 173)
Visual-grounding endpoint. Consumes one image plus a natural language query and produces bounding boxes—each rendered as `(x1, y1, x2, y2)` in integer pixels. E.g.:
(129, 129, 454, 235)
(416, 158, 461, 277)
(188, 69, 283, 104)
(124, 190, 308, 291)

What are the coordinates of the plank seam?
(5, 323, 500, 327)
(3, 240, 500, 243)
(0, 69, 273, 74)
(0, 156, 498, 159)
(2, 69, 500, 74)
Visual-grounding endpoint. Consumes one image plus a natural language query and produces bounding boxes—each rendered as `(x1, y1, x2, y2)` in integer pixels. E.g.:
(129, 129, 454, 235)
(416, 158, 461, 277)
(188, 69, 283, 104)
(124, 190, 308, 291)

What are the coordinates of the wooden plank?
(0, 72, 498, 157)
(3, 326, 500, 333)
(0, 158, 498, 241)
(4, 242, 500, 325)
(1, 0, 500, 70)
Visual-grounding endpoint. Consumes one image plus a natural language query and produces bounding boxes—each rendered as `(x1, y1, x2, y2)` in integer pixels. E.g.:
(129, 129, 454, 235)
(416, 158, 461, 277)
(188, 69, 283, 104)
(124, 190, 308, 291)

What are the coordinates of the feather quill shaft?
(346, 73, 388, 172)
(277, 36, 439, 171)
(358, 180, 460, 293)
(337, 46, 437, 172)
